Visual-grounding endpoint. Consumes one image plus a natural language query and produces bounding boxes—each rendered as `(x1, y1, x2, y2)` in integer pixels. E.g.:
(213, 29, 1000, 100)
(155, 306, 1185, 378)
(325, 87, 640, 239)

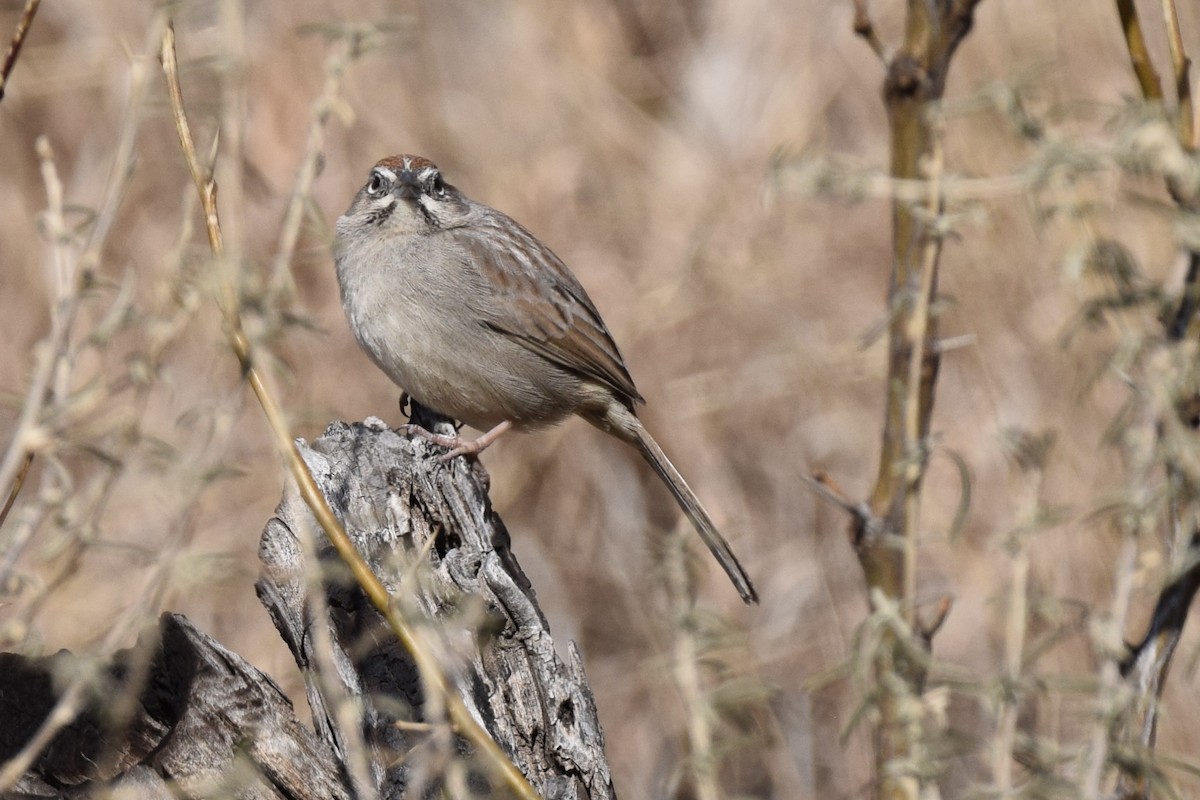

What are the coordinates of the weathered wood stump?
(0, 418, 615, 799)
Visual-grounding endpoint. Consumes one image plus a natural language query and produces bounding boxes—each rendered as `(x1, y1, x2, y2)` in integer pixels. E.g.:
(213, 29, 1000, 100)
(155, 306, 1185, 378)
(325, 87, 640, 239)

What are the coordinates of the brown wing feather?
(453, 210, 644, 407)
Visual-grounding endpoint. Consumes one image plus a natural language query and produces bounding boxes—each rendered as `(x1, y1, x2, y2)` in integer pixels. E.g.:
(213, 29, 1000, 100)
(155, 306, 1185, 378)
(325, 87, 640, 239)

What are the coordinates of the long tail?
(627, 418, 759, 604)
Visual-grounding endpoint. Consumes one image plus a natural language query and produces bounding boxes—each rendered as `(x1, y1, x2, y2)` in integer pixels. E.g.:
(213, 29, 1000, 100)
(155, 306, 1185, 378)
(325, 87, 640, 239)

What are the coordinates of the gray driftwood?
(1, 417, 615, 799)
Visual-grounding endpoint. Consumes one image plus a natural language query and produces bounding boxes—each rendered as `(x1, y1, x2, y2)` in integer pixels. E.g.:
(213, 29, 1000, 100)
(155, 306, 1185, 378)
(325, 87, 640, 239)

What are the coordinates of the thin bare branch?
(0, 452, 32, 531)
(1105, 7, 1200, 790)
(991, 459, 1040, 794)
(920, 595, 952, 640)
(269, 29, 366, 297)
(852, 0, 888, 65)
(0, 501, 184, 792)
(1123, 537, 1200, 684)
(802, 471, 865, 517)
(666, 526, 721, 800)
(900, 109, 945, 626)
(1168, 250, 1200, 339)
(0, 138, 89, 582)
(854, 2, 984, 797)
(1115, 0, 1165, 102)
(0, 0, 40, 102)
(0, 678, 90, 790)
(1082, 537, 1140, 797)
(1160, 0, 1196, 150)
(212, 0, 247, 285)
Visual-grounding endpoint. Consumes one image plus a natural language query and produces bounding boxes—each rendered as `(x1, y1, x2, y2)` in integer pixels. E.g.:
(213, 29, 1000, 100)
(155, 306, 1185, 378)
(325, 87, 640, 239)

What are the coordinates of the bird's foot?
(404, 420, 513, 463)
(402, 424, 470, 460)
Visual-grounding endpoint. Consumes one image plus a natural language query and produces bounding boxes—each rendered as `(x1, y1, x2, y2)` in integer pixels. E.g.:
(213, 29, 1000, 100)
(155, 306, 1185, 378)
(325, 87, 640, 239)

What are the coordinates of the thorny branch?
(819, 2, 985, 799)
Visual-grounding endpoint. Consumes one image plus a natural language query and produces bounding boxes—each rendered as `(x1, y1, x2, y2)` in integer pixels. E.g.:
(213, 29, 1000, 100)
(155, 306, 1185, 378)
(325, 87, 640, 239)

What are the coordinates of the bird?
(334, 154, 757, 604)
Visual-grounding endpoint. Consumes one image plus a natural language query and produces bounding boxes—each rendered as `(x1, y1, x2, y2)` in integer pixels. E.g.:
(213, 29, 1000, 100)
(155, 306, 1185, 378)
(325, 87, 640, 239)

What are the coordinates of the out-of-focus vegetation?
(2, 1, 1199, 797)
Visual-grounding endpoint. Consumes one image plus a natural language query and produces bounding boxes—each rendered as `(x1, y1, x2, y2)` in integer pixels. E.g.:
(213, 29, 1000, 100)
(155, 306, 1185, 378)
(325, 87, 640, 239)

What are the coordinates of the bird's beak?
(394, 171, 421, 200)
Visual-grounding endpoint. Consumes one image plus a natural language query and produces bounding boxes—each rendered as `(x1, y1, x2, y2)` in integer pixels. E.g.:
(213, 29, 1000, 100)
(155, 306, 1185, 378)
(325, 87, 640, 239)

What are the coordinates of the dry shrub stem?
(666, 526, 721, 800)
(1113, 0, 1196, 159)
(1158, 0, 1196, 150)
(851, 0, 888, 66)
(269, 29, 365, 297)
(1085, 537, 1142, 797)
(1, 9, 164, 621)
(0, 139, 89, 582)
(1108, 3, 1200, 797)
(1167, 250, 1200, 339)
(158, 23, 540, 800)
(215, 0, 246, 275)
(0, 488, 183, 792)
(11, 4, 1200, 798)
(0, 0, 40, 102)
(841, 2, 983, 799)
(0, 148, 95, 791)
(899, 113, 944, 626)
(1115, 0, 1165, 103)
(993, 539, 1028, 793)
(0, 452, 32, 531)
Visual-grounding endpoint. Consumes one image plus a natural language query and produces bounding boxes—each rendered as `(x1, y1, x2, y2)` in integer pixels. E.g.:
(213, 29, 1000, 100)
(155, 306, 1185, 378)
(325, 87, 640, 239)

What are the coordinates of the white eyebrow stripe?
(374, 166, 397, 182)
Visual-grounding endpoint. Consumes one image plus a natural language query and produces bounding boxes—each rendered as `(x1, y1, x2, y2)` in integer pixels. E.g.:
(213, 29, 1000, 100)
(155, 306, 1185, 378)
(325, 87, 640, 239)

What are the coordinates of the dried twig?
(0, 12, 165, 625)
(1168, 250, 1200, 339)
(0, 453, 32, 531)
(666, 525, 721, 800)
(840, 3, 984, 798)
(0, 0, 40, 102)
(1082, 537, 1140, 797)
(852, 0, 887, 65)
(0, 139, 88, 581)
(1105, 5, 1200, 796)
(158, 23, 539, 800)
(268, 28, 367, 297)
(1114, 0, 1164, 102)
(991, 457, 1041, 793)
(899, 109, 945, 626)
(1159, 0, 1195, 150)
(0, 487, 185, 792)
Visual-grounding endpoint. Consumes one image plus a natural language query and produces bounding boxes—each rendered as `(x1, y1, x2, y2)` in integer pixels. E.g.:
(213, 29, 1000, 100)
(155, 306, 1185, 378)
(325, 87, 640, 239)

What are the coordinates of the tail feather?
(629, 420, 759, 605)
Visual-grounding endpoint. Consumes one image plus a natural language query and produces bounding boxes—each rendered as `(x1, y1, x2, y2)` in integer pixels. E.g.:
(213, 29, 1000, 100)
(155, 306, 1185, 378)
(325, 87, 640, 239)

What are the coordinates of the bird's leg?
(404, 420, 513, 462)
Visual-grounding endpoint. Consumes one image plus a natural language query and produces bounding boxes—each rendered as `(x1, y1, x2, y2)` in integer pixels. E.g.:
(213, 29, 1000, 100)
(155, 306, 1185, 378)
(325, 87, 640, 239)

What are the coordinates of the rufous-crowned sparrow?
(334, 155, 757, 604)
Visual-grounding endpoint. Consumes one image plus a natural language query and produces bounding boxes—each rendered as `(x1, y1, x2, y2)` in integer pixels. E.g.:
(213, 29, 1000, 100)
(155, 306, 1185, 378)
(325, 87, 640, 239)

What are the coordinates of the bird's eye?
(430, 173, 448, 199)
(366, 172, 387, 196)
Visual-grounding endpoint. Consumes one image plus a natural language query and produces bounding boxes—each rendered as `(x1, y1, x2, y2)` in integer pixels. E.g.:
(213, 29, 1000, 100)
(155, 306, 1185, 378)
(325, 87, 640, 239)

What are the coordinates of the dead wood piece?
(0, 613, 348, 799)
(256, 418, 615, 799)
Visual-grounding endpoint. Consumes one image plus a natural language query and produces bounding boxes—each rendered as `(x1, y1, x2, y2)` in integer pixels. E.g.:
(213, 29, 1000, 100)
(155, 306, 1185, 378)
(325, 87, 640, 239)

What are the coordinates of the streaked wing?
(454, 211, 644, 406)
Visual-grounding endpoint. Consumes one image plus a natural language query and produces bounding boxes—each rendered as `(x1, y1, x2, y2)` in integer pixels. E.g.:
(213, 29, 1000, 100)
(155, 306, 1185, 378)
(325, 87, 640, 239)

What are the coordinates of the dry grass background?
(2, 0, 1199, 797)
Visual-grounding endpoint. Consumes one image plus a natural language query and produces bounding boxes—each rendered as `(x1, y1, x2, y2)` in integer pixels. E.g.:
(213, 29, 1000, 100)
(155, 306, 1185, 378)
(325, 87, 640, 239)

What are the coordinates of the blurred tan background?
(2, 0, 1198, 796)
